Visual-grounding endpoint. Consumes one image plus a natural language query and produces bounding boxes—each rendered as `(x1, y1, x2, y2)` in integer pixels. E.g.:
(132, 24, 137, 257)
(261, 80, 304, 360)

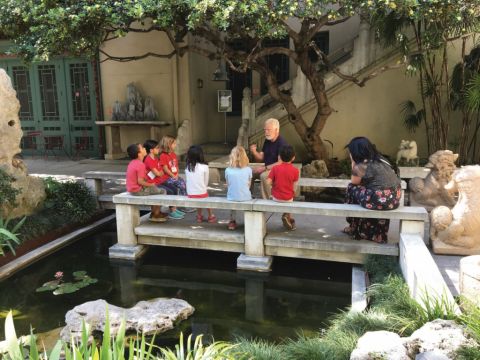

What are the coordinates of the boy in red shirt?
(126, 143, 167, 222)
(267, 145, 299, 230)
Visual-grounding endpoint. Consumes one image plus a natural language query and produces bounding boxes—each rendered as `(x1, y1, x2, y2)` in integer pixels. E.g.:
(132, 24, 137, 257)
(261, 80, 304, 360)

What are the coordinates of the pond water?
(0, 222, 351, 343)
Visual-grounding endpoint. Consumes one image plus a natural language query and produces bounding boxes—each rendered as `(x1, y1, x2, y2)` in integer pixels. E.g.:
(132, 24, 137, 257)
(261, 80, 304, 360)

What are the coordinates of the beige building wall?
(280, 37, 475, 163)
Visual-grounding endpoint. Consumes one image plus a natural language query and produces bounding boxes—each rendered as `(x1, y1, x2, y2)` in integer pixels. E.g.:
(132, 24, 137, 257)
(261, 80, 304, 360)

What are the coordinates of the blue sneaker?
(168, 211, 184, 219)
(174, 209, 185, 216)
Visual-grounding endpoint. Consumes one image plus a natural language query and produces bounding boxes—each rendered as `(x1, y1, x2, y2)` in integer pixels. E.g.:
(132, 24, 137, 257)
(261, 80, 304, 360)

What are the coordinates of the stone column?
(460, 255, 480, 305)
(109, 204, 147, 260)
(237, 211, 272, 271)
(104, 125, 124, 160)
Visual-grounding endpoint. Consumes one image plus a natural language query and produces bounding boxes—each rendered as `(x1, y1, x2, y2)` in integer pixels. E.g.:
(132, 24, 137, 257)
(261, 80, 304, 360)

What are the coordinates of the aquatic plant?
(36, 271, 98, 295)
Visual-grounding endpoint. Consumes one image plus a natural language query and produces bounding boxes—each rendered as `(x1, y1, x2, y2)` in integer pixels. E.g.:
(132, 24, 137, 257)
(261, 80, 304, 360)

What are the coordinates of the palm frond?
(466, 74, 480, 112)
(399, 100, 423, 133)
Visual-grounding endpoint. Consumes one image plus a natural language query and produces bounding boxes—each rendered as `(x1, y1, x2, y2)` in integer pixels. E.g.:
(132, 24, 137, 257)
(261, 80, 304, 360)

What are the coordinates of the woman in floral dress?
(343, 137, 402, 243)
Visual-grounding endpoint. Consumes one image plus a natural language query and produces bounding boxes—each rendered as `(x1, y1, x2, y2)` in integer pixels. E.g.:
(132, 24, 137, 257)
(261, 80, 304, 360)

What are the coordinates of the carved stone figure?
(409, 150, 458, 209)
(0, 69, 46, 218)
(126, 83, 143, 121)
(430, 165, 480, 255)
(143, 97, 159, 121)
(111, 100, 126, 121)
(396, 139, 419, 165)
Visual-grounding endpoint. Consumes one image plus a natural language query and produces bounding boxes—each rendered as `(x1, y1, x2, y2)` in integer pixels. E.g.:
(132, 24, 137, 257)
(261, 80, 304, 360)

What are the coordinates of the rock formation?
(350, 320, 474, 360)
(0, 69, 45, 218)
(409, 150, 458, 210)
(60, 298, 194, 342)
(430, 165, 480, 255)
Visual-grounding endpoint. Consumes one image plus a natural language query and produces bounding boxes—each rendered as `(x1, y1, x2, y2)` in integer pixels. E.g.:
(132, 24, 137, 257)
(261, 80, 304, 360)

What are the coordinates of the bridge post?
(400, 219, 428, 245)
(109, 204, 147, 260)
(237, 211, 272, 272)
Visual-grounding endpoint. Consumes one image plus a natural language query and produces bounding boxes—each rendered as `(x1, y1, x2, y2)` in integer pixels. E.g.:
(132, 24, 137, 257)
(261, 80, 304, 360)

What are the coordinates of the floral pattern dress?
(344, 159, 402, 243)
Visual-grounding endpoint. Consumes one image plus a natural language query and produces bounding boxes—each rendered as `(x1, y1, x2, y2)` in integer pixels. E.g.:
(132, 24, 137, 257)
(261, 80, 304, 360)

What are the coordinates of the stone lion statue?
(0, 69, 46, 218)
(396, 139, 419, 165)
(409, 150, 458, 209)
(430, 165, 480, 254)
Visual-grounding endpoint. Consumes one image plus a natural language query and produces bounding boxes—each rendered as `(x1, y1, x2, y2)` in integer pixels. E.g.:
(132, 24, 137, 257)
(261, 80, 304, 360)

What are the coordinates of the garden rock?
(403, 319, 471, 359)
(350, 331, 409, 360)
(60, 298, 194, 342)
(0, 69, 45, 218)
(301, 160, 329, 194)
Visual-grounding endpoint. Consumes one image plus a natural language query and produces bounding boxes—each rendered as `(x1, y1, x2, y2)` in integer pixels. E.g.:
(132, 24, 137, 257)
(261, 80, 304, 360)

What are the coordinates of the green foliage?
(368, 275, 458, 335)
(234, 338, 284, 360)
(455, 345, 480, 360)
(43, 178, 97, 223)
(364, 254, 401, 284)
(36, 271, 98, 295)
(399, 100, 425, 134)
(0, 168, 20, 216)
(160, 332, 239, 360)
(459, 297, 480, 343)
(0, 216, 25, 256)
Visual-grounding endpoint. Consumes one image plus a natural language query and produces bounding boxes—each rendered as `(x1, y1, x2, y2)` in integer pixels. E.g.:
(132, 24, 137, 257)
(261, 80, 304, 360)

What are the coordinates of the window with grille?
(12, 66, 34, 121)
(69, 63, 92, 121)
(38, 65, 60, 121)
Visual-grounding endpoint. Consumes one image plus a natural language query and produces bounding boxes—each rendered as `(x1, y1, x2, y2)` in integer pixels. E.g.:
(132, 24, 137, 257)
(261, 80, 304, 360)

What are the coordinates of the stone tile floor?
(22, 157, 462, 296)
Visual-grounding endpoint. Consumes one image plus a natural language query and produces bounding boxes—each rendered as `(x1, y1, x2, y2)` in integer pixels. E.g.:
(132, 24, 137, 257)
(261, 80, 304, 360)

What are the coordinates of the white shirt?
(185, 163, 209, 196)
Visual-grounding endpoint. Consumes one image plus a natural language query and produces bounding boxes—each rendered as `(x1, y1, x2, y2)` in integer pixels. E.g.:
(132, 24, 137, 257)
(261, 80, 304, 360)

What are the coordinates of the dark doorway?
(226, 40, 252, 116)
(261, 37, 290, 95)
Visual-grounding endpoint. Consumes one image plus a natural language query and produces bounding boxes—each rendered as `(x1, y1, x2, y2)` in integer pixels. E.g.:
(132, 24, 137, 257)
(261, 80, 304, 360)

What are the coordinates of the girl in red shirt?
(159, 135, 187, 196)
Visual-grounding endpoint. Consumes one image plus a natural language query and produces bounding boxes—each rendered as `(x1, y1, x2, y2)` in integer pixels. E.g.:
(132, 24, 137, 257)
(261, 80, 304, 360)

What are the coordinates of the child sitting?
(225, 146, 252, 230)
(143, 139, 184, 220)
(266, 145, 299, 230)
(185, 145, 217, 223)
(125, 143, 167, 222)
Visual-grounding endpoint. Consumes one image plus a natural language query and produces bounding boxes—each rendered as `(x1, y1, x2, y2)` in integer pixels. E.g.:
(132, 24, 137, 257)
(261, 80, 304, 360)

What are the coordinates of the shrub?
(43, 178, 97, 223)
(0, 217, 25, 256)
(364, 255, 401, 284)
(0, 167, 20, 216)
(234, 338, 285, 360)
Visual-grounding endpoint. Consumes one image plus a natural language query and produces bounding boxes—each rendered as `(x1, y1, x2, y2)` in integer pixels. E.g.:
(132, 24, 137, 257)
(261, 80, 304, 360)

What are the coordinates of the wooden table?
(96, 121, 171, 160)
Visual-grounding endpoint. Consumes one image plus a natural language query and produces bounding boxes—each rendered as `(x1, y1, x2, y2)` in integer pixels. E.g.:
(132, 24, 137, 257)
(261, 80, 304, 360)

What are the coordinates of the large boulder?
(403, 319, 473, 359)
(60, 298, 194, 342)
(350, 331, 409, 360)
(0, 69, 45, 218)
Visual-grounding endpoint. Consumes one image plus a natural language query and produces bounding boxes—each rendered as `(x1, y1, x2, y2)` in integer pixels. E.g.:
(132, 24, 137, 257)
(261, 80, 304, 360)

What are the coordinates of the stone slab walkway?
(20, 157, 464, 294)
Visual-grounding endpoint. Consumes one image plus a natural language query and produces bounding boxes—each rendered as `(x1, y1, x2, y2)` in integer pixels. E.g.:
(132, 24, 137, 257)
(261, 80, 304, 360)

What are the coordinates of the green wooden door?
(0, 58, 98, 157)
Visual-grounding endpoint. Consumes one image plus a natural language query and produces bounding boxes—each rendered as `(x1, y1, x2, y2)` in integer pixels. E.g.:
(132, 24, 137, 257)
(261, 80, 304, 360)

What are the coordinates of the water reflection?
(0, 225, 351, 342)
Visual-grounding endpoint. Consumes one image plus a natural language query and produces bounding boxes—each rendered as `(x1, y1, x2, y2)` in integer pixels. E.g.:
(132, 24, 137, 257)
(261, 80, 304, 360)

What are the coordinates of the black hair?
(345, 137, 383, 163)
(186, 145, 207, 172)
(144, 139, 159, 154)
(279, 145, 295, 162)
(127, 143, 141, 160)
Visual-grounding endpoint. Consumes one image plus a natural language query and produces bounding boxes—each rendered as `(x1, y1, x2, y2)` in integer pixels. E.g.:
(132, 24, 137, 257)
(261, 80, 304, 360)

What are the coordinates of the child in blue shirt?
(225, 146, 252, 230)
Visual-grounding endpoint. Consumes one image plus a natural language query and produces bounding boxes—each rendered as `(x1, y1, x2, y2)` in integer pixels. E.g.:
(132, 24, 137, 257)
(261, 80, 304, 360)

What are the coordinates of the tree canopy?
(0, 0, 478, 159)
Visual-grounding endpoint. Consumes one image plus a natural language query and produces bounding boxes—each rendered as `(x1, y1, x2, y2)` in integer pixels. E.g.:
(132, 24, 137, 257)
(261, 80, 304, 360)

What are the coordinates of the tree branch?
(98, 48, 177, 62)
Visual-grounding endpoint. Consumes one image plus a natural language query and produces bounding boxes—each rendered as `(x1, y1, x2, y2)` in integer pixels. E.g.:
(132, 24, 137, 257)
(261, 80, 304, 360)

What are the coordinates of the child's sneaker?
(179, 207, 196, 213)
(290, 218, 296, 231)
(168, 211, 184, 220)
(227, 220, 237, 230)
(281, 214, 293, 230)
(196, 214, 204, 223)
(173, 209, 185, 216)
(207, 215, 217, 223)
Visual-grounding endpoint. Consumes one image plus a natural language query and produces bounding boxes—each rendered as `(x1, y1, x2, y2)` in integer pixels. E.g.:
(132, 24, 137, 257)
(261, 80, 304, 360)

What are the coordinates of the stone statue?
(143, 97, 159, 121)
(430, 165, 480, 255)
(0, 69, 46, 218)
(126, 83, 143, 121)
(409, 150, 458, 209)
(111, 100, 126, 121)
(396, 139, 419, 165)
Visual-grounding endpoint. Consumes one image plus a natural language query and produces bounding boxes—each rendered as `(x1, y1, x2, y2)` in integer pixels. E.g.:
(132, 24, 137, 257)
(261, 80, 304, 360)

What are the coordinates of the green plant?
(0, 217, 25, 256)
(43, 178, 97, 223)
(160, 333, 239, 360)
(364, 255, 400, 284)
(455, 345, 480, 360)
(459, 297, 480, 343)
(0, 168, 20, 217)
(36, 271, 98, 295)
(234, 338, 284, 360)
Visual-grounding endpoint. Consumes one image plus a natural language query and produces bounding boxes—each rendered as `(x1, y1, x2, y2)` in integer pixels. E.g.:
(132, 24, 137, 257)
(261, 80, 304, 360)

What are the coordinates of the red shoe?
(196, 214, 204, 223)
(207, 215, 217, 223)
(228, 220, 237, 230)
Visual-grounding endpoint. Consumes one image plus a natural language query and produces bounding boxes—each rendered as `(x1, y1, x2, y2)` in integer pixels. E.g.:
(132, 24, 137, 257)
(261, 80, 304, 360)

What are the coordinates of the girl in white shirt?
(185, 145, 217, 223)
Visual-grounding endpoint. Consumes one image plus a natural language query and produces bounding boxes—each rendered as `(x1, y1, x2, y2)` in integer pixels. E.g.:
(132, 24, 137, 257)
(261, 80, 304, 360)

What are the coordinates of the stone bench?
(112, 193, 428, 271)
